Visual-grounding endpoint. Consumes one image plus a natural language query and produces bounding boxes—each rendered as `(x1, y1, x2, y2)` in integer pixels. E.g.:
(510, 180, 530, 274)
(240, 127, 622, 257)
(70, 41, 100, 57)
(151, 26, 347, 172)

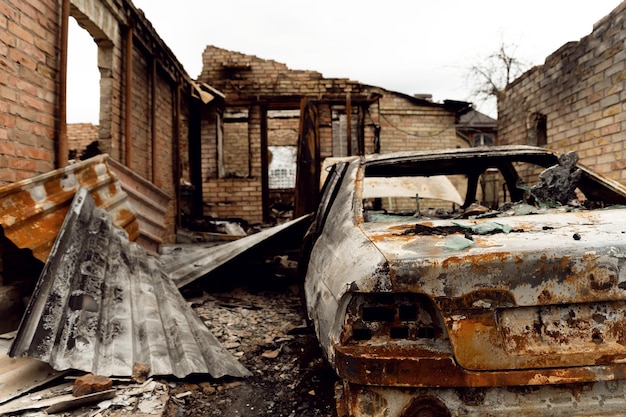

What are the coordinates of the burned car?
(301, 146, 626, 416)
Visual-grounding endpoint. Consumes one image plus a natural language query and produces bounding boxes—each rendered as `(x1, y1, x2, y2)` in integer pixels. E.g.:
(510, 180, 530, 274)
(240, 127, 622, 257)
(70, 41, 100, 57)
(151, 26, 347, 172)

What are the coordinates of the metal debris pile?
(0, 158, 315, 416)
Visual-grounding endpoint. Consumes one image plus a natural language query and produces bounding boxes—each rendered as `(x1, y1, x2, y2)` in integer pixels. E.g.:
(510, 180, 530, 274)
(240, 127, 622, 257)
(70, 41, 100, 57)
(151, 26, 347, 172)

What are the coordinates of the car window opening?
(361, 152, 622, 222)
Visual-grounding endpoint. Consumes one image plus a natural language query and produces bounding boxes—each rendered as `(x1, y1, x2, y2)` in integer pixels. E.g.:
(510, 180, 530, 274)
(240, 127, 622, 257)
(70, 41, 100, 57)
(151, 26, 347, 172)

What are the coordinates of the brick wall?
(0, 0, 58, 183)
(68, 0, 197, 243)
(498, 2, 626, 184)
(197, 46, 463, 224)
(379, 94, 460, 153)
(67, 123, 99, 158)
(223, 120, 249, 177)
(1, 0, 199, 246)
(203, 177, 263, 221)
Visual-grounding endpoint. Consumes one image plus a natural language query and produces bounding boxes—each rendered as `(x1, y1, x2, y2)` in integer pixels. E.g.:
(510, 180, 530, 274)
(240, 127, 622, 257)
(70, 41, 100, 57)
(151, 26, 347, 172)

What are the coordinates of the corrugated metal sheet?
(108, 158, 172, 254)
(0, 155, 139, 262)
(9, 188, 250, 379)
(161, 214, 312, 288)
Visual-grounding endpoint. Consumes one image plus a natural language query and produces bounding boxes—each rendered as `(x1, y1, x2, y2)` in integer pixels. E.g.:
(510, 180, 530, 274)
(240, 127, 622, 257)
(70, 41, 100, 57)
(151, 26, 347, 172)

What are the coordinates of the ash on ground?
(3, 256, 337, 417)
(164, 259, 338, 417)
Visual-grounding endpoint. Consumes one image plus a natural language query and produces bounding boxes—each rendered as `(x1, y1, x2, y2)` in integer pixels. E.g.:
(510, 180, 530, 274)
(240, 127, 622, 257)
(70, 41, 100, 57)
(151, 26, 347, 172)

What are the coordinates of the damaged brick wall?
(1, 0, 202, 246)
(379, 95, 463, 153)
(0, 0, 58, 183)
(197, 46, 461, 224)
(67, 123, 99, 159)
(498, 2, 626, 184)
(69, 0, 192, 243)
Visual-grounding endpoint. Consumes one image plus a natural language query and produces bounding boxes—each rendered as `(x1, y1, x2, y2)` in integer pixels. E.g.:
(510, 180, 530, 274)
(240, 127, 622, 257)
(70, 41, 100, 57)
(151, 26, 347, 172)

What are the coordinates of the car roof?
(362, 146, 559, 177)
(363, 145, 555, 164)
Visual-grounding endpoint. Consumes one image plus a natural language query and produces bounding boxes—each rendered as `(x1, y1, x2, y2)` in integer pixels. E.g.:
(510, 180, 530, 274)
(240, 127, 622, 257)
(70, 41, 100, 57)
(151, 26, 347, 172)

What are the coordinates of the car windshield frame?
(357, 148, 626, 223)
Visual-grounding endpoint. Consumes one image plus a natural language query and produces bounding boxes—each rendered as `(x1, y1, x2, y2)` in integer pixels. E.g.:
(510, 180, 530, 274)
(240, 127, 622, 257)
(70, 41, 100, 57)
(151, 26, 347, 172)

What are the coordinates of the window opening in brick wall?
(267, 110, 299, 189)
(472, 133, 495, 147)
(67, 18, 100, 125)
(332, 109, 360, 156)
(268, 146, 296, 189)
(528, 112, 547, 147)
(221, 109, 250, 178)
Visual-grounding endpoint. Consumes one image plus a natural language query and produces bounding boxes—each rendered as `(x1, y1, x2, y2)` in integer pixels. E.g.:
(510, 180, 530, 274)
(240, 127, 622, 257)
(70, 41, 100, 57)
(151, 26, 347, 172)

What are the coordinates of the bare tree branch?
(466, 41, 530, 104)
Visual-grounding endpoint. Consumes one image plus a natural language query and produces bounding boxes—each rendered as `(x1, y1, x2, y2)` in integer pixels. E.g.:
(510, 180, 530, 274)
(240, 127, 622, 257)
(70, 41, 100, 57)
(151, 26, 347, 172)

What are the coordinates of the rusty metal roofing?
(0, 155, 139, 262)
(160, 214, 312, 288)
(108, 158, 172, 254)
(9, 188, 251, 379)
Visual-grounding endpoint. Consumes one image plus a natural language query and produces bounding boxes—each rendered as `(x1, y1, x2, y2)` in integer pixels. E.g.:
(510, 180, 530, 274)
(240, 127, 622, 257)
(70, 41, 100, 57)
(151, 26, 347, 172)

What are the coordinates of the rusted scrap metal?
(9, 188, 251, 379)
(0, 155, 139, 262)
(108, 158, 172, 254)
(161, 214, 312, 288)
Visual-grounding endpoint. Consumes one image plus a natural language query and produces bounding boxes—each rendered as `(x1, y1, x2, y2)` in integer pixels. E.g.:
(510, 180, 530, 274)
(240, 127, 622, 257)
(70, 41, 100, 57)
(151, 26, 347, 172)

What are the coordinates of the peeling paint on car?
(303, 146, 626, 416)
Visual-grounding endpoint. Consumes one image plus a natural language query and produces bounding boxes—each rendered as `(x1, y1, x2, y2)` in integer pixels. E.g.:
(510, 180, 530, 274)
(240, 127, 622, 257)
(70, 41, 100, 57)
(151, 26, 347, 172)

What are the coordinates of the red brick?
(72, 373, 113, 397)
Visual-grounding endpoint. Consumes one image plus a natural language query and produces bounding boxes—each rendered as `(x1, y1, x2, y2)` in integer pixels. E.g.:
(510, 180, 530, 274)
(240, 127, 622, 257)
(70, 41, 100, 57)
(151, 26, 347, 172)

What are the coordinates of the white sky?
(67, 0, 622, 123)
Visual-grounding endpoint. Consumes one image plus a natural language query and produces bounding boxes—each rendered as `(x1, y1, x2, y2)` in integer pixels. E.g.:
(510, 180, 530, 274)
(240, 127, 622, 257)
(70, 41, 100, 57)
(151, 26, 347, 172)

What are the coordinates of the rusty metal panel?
(161, 214, 312, 288)
(357, 209, 626, 372)
(108, 158, 172, 253)
(9, 188, 250, 379)
(0, 155, 139, 262)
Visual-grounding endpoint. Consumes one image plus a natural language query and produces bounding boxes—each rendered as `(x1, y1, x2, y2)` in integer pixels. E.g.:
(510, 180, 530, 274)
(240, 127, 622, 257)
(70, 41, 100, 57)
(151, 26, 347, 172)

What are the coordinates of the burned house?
(0, 0, 215, 344)
(0, 0, 212, 248)
(0, 0, 481, 409)
(192, 46, 470, 225)
(498, 1, 626, 185)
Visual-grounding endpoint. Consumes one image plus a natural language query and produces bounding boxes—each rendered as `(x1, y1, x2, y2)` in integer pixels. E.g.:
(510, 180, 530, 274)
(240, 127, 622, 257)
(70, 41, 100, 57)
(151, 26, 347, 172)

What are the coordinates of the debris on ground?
(167, 280, 338, 417)
(72, 374, 113, 397)
(0, 280, 338, 417)
(161, 214, 312, 288)
(0, 165, 328, 416)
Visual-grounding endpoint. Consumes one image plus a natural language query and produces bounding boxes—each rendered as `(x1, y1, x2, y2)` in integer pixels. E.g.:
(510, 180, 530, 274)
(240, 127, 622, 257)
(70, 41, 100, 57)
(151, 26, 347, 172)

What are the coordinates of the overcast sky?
(67, 0, 622, 123)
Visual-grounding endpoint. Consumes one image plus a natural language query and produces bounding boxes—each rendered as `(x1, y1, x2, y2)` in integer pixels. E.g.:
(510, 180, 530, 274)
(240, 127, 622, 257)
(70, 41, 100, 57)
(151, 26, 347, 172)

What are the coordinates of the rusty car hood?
(357, 207, 626, 372)
(359, 208, 626, 302)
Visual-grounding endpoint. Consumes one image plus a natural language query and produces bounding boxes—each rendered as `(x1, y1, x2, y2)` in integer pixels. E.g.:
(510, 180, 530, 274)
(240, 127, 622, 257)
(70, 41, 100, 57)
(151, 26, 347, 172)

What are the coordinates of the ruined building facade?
(195, 46, 468, 224)
(498, 1, 626, 185)
(2, 0, 471, 234)
(1, 0, 202, 245)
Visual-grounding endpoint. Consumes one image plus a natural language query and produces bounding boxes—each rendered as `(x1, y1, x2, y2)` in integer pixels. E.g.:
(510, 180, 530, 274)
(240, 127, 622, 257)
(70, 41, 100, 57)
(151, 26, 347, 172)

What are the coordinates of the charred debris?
(0, 149, 613, 414)
(0, 156, 309, 414)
